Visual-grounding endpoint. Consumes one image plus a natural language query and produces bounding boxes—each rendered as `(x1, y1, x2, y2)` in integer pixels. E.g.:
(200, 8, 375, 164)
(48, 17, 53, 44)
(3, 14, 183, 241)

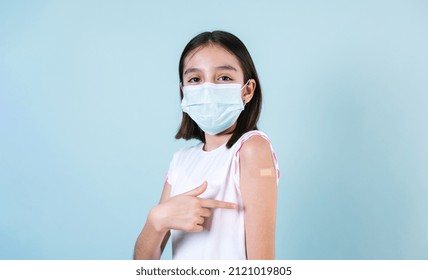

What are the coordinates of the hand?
(149, 181, 236, 233)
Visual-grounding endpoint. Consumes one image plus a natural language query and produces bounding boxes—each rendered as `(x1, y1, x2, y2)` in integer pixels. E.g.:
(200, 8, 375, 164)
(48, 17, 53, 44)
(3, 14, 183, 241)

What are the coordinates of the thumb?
(182, 181, 208, 197)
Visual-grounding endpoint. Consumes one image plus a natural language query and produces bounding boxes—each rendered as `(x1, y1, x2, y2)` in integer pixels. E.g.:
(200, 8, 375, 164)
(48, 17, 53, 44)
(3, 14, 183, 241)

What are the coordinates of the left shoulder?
(238, 132, 273, 160)
(241, 135, 270, 157)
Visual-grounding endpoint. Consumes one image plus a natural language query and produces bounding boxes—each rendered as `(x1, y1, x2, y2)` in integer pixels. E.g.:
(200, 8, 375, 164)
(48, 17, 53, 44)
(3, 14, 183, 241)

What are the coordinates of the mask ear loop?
(241, 79, 251, 90)
(241, 79, 252, 108)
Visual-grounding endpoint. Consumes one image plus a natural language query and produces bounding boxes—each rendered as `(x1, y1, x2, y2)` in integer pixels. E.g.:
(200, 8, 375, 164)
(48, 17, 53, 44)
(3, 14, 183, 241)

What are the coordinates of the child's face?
(182, 44, 245, 87)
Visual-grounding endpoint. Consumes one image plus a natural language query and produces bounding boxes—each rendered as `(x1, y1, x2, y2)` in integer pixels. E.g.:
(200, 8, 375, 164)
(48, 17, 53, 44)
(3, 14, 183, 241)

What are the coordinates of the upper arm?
(159, 180, 172, 253)
(159, 180, 172, 204)
(239, 135, 278, 259)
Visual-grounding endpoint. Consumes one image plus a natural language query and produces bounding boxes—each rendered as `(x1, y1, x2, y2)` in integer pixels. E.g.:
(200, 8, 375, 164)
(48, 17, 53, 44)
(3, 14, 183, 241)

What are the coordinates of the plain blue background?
(1, 0, 428, 259)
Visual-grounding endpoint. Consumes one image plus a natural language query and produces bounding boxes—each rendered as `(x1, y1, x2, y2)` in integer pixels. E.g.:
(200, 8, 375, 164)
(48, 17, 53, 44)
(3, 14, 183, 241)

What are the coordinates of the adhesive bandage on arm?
(259, 168, 274, 177)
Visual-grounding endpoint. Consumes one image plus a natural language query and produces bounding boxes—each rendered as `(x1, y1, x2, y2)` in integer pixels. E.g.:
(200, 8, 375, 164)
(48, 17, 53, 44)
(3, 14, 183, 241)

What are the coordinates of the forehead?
(183, 44, 242, 72)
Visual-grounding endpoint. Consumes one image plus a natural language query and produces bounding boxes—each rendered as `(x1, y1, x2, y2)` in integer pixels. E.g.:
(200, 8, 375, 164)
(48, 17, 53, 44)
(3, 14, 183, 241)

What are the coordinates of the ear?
(242, 79, 256, 105)
(179, 82, 184, 98)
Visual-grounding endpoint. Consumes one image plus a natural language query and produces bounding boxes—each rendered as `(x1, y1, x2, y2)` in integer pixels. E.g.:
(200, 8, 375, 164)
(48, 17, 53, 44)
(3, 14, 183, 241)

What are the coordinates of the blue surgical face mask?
(181, 81, 249, 135)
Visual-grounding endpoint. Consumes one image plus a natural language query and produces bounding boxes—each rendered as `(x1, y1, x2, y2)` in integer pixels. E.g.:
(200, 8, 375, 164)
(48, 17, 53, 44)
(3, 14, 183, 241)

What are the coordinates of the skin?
(133, 44, 277, 260)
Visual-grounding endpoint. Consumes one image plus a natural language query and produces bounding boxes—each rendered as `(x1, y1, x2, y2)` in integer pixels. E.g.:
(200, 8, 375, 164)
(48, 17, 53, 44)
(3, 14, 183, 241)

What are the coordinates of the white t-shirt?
(166, 130, 279, 260)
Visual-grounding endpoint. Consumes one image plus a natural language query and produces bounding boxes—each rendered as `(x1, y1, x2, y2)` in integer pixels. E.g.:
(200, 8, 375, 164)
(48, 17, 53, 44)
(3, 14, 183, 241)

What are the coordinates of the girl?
(134, 31, 279, 260)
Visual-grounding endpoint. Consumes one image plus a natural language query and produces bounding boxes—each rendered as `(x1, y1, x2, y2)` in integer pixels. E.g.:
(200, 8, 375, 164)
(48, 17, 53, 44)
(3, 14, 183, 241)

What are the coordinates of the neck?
(203, 125, 236, 151)
(203, 133, 231, 151)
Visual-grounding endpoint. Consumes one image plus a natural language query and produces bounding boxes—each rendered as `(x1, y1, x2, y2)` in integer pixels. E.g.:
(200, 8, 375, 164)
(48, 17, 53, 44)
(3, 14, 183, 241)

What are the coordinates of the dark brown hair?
(175, 30, 262, 148)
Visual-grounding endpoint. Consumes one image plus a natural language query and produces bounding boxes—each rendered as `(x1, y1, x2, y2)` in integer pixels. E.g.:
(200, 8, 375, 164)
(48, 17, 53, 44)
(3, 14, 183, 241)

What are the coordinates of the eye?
(218, 76, 232, 82)
(188, 77, 200, 83)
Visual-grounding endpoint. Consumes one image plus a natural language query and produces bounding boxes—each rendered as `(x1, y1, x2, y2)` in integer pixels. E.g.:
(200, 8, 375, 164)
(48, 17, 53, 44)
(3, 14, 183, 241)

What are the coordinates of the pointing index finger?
(199, 198, 237, 209)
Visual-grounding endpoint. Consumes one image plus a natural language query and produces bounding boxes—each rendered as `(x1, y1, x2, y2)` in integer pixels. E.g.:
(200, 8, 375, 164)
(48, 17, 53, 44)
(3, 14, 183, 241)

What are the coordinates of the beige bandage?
(260, 168, 274, 177)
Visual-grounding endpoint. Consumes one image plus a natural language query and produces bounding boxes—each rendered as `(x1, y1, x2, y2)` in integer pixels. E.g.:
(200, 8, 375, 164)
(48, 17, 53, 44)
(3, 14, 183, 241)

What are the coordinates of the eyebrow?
(183, 67, 200, 76)
(216, 65, 238, 72)
(183, 65, 238, 75)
